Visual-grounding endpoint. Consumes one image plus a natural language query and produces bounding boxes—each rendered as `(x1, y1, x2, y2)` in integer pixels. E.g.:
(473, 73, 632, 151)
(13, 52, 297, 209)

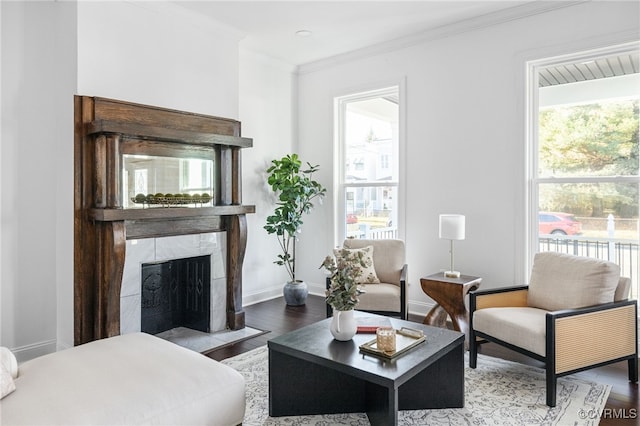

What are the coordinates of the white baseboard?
(408, 300, 435, 319)
(307, 282, 325, 296)
(243, 281, 327, 307)
(242, 287, 283, 306)
(11, 339, 57, 363)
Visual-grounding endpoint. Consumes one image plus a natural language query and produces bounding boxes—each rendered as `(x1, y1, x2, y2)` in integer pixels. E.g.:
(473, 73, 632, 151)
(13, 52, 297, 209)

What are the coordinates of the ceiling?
(173, 1, 539, 66)
(540, 52, 640, 87)
(172, 1, 638, 84)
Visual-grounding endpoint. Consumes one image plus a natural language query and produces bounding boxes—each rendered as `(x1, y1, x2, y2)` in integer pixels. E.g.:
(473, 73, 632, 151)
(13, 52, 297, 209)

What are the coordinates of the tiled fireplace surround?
(120, 232, 227, 335)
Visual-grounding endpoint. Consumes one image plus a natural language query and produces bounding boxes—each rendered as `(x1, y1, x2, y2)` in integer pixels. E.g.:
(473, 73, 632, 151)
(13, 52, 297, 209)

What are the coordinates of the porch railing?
(347, 224, 398, 240)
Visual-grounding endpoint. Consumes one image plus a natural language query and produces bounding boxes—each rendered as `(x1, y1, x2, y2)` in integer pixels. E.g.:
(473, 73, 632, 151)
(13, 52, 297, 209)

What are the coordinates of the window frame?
(334, 83, 406, 245)
(525, 42, 640, 276)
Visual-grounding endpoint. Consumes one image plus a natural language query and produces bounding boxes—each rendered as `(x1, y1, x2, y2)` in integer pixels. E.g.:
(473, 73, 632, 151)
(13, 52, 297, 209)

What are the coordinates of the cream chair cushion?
(473, 307, 548, 356)
(356, 284, 401, 312)
(527, 252, 620, 311)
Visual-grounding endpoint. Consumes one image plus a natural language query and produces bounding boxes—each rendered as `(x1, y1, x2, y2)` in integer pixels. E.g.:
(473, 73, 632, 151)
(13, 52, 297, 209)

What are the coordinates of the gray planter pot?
(283, 280, 308, 306)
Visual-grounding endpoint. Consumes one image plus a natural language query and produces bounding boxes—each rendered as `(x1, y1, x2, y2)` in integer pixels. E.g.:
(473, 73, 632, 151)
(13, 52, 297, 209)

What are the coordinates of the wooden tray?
(359, 327, 426, 359)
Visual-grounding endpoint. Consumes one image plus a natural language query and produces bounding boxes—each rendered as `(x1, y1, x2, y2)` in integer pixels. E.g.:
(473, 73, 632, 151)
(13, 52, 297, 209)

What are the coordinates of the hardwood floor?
(206, 295, 639, 425)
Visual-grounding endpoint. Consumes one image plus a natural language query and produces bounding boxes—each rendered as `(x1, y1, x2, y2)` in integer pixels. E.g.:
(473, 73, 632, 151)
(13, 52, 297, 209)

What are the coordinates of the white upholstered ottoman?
(0, 332, 245, 425)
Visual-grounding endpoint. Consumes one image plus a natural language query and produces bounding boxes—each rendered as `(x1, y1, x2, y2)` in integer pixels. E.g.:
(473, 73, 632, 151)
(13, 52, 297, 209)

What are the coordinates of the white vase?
(329, 309, 357, 341)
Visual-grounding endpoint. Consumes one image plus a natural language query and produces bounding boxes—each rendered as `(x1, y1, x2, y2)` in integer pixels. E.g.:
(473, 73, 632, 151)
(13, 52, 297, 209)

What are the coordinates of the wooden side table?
(420, 273, 482, 346)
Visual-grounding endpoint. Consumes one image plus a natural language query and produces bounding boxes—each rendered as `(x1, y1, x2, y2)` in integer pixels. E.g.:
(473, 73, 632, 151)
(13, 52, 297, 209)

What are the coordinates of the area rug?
(221, 345, 611, 426)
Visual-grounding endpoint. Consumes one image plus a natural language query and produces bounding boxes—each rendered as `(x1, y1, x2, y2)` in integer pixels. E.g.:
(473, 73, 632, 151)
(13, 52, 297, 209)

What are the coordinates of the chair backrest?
(343, 239, 405, 286)
(527, 252, 621, 311)
(615, 276, 631, 301)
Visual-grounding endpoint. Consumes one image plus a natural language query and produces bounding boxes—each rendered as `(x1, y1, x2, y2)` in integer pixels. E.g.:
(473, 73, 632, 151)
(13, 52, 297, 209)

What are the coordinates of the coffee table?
(268, 313, 464, 425)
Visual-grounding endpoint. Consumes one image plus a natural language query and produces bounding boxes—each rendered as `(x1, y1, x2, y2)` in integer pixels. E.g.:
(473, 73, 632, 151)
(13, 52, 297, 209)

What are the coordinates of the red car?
(346, 214, 358, 224)
(539, 212, 582, 235)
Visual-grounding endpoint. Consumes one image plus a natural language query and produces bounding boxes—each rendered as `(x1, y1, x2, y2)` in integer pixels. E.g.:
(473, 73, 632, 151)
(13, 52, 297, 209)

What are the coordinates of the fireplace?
(141, 255, 211, 335)
(120, 232, 229, 337)
(74, 96, 255, 345)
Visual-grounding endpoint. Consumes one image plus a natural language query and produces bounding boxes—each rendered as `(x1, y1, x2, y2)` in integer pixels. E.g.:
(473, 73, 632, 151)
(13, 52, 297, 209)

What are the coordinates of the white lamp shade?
(439, 214, 465, 240)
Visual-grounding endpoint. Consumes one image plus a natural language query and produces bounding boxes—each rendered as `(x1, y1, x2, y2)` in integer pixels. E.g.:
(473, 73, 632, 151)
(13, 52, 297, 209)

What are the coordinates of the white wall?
(1, 1, 244, 360)
(1, 1, 76, 360)
(295, 1, 640, 317)
(77, 1, 241, 119)
(238, 49, 299, 304)
(54, 0, 78, 355)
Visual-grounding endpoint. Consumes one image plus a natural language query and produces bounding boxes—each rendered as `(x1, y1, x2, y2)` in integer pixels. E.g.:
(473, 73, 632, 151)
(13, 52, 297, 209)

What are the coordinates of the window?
(380, 154, 390, 169)
(528, 43, 640, 299)
(335, 86, 401, 242)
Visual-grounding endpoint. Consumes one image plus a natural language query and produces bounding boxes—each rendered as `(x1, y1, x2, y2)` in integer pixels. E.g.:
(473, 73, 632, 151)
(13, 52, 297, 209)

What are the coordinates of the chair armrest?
(325, 276, 331, 317)
(470, 286, 529, 311)
(400, 264, 407, 320)
(400, 264, 407, 284)
(548, 299, 638, 374)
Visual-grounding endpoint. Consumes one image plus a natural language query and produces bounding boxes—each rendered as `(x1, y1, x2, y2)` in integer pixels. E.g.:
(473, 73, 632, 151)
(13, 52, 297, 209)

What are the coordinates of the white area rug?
(222, 345, 610, 426)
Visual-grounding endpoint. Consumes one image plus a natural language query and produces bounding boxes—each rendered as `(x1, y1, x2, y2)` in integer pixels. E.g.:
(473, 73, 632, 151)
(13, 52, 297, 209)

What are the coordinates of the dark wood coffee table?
(268, 313, 464, 426)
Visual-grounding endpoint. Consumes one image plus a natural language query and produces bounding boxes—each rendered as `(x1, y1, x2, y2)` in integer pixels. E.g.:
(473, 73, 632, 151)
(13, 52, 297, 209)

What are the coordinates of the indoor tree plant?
(264, 154, 326, 305)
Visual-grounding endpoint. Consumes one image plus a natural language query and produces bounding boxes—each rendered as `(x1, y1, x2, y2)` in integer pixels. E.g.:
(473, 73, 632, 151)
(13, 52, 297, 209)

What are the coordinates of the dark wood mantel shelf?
(74, 96, 254, 346)
(86, 119, 253, 147)
(90, 205, 256, 222)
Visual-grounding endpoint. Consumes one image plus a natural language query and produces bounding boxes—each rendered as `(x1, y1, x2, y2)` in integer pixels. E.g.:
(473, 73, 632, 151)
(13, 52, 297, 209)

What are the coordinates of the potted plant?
(264, 154, 326, 305)
(320, 248, 367, 340)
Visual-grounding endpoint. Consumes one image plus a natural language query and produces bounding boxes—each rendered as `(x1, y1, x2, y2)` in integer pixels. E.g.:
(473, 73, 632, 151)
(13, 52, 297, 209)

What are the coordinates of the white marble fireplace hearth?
(120, 232, 227, 335)
(156, 326, 266, 353)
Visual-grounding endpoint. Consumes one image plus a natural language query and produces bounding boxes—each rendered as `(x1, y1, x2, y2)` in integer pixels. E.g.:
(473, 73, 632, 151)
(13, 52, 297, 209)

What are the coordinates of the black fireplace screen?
(141, 255, 211, 335)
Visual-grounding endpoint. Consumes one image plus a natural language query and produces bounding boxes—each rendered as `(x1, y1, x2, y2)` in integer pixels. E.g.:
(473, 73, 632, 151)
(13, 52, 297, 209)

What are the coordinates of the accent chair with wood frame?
(469, 251, 638, 407)
(326, 239, 407, 320)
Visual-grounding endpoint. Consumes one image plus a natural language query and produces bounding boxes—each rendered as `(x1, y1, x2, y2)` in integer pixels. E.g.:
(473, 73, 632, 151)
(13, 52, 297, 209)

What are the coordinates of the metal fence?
(347, 224, 398, 240)
(539, 235, 639, 299)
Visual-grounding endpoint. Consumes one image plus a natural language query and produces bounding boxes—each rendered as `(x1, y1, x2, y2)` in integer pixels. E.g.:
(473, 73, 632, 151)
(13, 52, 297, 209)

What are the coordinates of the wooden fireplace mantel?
(74, 96, 254, 345)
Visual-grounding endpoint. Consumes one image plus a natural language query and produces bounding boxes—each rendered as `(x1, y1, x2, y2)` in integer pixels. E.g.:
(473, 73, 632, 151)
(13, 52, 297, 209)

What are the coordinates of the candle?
(376, 327, 396, 353)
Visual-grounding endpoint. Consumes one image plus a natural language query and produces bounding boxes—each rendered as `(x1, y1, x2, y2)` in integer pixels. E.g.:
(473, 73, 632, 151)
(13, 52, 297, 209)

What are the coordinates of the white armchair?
(326, 239, 407, 320)
(469, 252, 638, 407)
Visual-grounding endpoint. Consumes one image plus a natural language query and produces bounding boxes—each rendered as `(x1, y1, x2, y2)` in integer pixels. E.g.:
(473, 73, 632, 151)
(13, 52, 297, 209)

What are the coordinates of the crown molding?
(297, 1, 587, 75)
(240, 47, 299, 75)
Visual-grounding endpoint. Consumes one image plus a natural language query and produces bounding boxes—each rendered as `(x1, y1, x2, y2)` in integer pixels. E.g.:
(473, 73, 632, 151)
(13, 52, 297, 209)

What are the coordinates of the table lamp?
(439, 214, 465, 278)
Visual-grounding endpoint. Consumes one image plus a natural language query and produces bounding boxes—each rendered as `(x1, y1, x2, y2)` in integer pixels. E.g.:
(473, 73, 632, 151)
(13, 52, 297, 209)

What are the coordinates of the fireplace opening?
(141, 255, 211, 335)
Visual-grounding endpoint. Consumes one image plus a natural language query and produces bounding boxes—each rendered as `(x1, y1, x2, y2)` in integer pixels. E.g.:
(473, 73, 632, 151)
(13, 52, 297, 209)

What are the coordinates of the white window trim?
(334, 81, 406, 246)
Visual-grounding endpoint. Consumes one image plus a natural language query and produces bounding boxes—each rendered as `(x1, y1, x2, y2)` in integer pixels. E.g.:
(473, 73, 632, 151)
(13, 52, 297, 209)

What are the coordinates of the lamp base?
(444, 270, 461, 278)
